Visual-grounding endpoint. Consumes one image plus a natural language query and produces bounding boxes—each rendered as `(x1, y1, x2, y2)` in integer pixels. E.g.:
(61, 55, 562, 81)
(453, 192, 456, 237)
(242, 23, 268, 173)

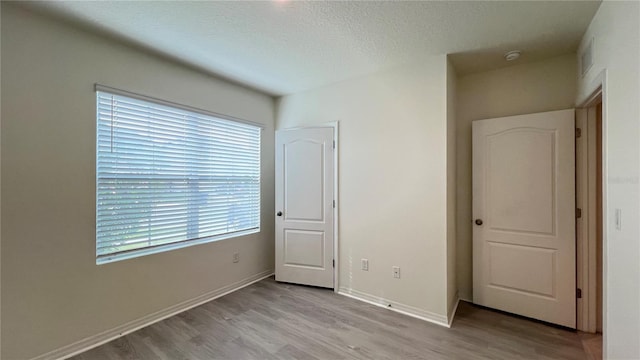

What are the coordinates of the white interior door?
(275, 127, 334, 288)
(472, 109, 576, 328)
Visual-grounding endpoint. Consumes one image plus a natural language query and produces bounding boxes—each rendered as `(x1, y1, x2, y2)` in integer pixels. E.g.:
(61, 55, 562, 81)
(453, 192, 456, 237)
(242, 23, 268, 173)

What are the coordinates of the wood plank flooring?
(72, 277, 597, 359)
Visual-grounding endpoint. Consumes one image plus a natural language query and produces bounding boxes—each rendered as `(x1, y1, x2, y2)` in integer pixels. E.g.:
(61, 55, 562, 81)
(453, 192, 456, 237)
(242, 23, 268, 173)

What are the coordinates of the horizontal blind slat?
(97, 220, 259, 247)
(97, 214, 259, 243)
(97, 102, 260, 140)
(97, 203, 260, 223)
(98, 95, 260, 133)
(97, 210, 260, 232)
(98, 122, 260, 150)
(96, 227, 259, 255)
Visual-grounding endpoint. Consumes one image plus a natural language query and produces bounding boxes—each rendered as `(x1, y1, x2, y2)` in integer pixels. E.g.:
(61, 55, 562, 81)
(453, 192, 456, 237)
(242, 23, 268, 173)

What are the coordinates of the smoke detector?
(504, 50, 521, 61)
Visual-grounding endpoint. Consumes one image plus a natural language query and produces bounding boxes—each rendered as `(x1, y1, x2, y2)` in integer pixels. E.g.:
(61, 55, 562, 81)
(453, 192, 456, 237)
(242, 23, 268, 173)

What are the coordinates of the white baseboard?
(32, 270, 274, 360)
(337, 287, 450, 328)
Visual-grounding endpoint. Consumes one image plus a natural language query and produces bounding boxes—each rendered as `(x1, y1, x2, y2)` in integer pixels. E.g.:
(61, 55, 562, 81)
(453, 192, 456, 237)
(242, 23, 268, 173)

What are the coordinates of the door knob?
(475, 219, 483, 226)
(277, 211, 283, 217)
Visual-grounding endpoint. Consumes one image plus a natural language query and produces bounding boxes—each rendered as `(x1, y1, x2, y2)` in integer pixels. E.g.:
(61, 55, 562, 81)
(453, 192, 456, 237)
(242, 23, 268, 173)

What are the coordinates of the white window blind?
(96, 88, 261, 263)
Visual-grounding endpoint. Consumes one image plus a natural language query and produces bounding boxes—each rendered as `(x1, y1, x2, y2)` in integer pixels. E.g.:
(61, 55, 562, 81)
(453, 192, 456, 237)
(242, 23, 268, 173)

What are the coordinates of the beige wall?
(456, 54, 577, 300)
(1, 4, 275, 359)
(0, 3, 3, 357)
(446, 58, 457, 319)
(277, 56, 451, 322)
(576, 2, 640, 358)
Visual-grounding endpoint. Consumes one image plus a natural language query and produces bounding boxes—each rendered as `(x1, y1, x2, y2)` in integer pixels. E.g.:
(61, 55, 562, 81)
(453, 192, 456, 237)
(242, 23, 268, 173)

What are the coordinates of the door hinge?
(333, 259, 335, 268)
(333, 140, 336, 149)
(577, 288, 582, 298)
(333, 200, 336, 208)
(576, 208, 582, 218)
(576, 128, 582, 138)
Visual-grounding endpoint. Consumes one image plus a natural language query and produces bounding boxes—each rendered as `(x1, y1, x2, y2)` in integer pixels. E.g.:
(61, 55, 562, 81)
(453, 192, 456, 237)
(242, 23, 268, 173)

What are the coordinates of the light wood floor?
(72, 277, 599, 359)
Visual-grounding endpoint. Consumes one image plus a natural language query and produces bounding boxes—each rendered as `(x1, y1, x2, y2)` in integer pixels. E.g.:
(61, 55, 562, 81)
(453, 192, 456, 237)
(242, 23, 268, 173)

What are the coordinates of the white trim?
(599, 74, 609, 357)
(338, 287, 450, 328)
(448, 297, 460, 327)
(32, 270, 274, 360)
(575, 69, 610, 353)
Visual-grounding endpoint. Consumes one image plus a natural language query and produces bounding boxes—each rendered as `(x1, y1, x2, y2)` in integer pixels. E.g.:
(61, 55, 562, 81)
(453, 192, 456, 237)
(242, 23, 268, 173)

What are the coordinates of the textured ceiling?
(23, 1, 601, 96)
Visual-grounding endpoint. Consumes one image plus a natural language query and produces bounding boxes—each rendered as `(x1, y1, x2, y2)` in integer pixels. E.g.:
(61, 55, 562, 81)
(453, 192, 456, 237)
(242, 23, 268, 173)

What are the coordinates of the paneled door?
(472, 109, 576, 328)
(275, 127, 334, 288)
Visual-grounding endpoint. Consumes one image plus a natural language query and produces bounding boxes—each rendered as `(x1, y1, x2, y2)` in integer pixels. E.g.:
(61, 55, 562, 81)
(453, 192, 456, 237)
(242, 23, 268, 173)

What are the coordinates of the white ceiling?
(24, 1, 601, 96)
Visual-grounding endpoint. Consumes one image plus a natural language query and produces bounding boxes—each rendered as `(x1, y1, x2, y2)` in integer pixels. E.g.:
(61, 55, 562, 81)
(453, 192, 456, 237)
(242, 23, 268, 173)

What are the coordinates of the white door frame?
(277, 122, 339, 292)
(576, 71, 607, 335)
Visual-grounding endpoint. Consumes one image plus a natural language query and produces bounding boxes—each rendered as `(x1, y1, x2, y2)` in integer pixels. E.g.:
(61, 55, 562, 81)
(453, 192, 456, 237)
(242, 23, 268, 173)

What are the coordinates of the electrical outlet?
(392, 266, 400, 279)
(361, 259, 369, 271)
(233, 253, 240, 263)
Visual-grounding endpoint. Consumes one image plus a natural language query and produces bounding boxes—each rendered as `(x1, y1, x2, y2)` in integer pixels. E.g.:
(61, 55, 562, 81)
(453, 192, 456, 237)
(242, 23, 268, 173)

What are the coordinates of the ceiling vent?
(580, 38, 594, 78)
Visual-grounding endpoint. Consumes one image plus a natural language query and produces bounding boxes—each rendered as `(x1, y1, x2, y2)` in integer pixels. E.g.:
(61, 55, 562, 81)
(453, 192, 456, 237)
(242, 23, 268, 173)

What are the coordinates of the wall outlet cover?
(361, 259, 369, 271)
(392, 266, 400, 279)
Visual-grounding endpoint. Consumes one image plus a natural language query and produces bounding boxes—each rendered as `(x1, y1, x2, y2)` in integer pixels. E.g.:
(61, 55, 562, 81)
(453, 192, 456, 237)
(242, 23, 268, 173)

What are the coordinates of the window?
(96, 86, 261, 264)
